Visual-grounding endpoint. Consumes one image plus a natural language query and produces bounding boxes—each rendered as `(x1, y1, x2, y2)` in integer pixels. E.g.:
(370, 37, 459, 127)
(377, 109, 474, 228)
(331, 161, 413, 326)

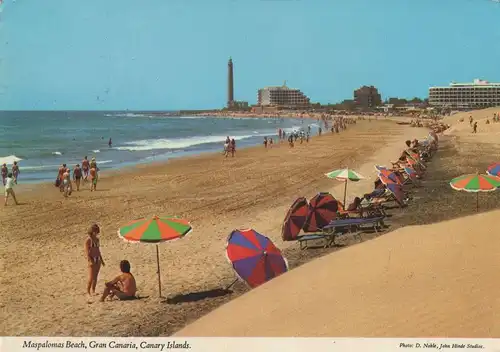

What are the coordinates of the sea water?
(0, 111, 315, 183)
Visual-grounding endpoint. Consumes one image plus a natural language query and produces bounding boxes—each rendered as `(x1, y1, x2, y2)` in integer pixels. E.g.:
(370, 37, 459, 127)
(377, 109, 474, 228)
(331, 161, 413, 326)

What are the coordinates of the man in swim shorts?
(4, 172, 18, 206)
(82, 156, 90, 182)
(100, 260, 137, 302)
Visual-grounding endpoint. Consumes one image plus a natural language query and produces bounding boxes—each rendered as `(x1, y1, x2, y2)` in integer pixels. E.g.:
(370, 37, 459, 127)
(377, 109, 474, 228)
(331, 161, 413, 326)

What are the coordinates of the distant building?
(429, 79, 500, 109)
(257, 82, 310, 108)
(353, 86, 382, 109)
(227, 57, 234, 108)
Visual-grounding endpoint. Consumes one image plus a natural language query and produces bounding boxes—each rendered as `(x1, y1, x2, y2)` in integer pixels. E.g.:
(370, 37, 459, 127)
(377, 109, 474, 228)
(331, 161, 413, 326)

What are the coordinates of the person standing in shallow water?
(11, 161, 20, 184)
(85, 224, 105, 298)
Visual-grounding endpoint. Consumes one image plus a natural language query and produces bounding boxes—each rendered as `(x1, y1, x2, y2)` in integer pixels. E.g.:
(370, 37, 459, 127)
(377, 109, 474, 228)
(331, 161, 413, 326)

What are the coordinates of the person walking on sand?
(263, 137, 268, 148)
(4, 172, 19, 206)
(473, 121, 478, 133)
(82, 156, 90, 182)
(73, 164, 82, 191)
(230, 138, 236, 157)
(11, 161, 20, 184)
(89, 165, 98, 191)
(62, 167, 72, 197)
(100, 260, 136, 302)
(1, 163, 7, 186)
(223, 140, 230, 158)
(57, 164, 66, 192)
(85, 224, 105, 298)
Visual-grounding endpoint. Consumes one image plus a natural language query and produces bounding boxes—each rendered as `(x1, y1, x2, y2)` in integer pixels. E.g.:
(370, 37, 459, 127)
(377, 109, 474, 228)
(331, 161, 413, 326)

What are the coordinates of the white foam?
(178, 116, 206, 119)
(52, 151, 62, 156)
(98, 160, 113, 164)
(92, 149, 100, 153)
(0, 155, 22, 165)
(115, 134, 259, 152)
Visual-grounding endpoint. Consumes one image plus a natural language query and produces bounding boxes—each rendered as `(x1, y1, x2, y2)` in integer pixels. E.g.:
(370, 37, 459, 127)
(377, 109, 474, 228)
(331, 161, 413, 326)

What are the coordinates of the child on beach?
(73, 164, 82, 191)
(11, 161, 20, 184)
(57, 164, 66, 192)
(1, 163, 7, 186)
(82, 156, 90, 182)
(85, 224, 105, 298)
(4, 172, 18, 206)
(100, 260, 137, 302)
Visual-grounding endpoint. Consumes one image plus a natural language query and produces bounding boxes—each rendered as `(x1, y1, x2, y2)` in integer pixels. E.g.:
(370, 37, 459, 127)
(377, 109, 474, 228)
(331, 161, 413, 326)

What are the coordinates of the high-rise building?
(429, 79, 500, 109)
(353, 86, 382, 109)
(257, 82, 310, 108)
(227, 57, 234, 108)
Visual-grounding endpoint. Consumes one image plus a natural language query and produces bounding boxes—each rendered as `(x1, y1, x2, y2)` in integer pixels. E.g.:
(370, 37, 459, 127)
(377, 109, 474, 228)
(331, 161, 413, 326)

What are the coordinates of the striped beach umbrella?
(118, 216, 192, 297)
(450, 174, 500, 212)
(486, 163, 500, 177)
(325, 168, 364, 206)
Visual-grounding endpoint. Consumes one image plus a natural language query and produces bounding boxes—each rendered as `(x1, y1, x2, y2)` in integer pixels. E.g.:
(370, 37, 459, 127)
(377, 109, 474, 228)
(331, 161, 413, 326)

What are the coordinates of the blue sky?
(1, 0, 500, 110)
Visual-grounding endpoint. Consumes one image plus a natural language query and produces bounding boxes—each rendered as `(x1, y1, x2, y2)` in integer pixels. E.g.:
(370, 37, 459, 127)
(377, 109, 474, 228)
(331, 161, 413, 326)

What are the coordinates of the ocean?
(0, 111, 317, 183)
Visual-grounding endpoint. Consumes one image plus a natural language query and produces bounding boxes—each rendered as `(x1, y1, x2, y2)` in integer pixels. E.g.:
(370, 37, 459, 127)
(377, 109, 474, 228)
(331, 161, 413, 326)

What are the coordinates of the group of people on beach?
(3, 161, 20, 206)
(55, 156, 99, 197)
(223, 137, 236, 158)
(85, 224, 137, 302)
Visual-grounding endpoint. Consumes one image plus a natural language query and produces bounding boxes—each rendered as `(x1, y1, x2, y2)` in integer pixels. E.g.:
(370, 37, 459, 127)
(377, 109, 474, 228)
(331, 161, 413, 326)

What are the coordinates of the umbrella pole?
(476, 192, 479, 212)
(343, 180, 348, 208)
(225, 278, 238, 290)
(156, 245, 162, 298)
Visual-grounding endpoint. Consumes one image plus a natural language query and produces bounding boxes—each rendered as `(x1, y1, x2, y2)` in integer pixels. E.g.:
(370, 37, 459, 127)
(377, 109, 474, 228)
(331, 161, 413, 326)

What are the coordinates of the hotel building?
(428, 79, 500, 109)
(257, 83, 310, 108)
(353, 85, 382, 109)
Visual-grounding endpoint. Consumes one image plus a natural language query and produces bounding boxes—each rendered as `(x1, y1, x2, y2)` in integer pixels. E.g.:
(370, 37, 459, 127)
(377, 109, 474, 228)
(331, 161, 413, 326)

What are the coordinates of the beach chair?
(321, 216, 386, 245)
(297, 232, 338, 250)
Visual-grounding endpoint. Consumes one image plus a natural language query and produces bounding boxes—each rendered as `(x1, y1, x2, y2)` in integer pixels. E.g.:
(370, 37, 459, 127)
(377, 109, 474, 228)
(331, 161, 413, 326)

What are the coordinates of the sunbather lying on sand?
(100, 260, 137, 302)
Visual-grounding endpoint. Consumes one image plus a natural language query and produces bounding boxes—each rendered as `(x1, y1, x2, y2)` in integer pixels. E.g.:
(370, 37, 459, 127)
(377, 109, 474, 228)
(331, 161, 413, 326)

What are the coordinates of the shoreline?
(1, 119, 435, 336)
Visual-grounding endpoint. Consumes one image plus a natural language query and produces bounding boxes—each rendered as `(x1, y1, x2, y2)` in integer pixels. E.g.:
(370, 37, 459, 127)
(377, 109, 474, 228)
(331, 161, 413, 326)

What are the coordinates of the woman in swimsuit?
(84, 224, 105, 297)
(73, 164, 82, 191)
(82, 156, 90, 182)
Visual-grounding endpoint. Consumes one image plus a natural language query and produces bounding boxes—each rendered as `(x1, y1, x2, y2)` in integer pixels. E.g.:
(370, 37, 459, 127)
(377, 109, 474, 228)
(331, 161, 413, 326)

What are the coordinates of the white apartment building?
(257, 83, 310, 107)
(429, 79, 500, 109)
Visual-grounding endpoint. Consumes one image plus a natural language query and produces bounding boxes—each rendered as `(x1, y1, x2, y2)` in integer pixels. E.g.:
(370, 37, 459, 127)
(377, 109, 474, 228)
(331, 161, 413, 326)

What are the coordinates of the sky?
(0, 0, 500, 110)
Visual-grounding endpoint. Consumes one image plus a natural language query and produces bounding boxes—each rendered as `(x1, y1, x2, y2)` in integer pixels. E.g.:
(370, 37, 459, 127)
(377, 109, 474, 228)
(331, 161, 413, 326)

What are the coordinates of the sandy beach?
(0, 119, 430, 336)
(177, 107, 500, 337)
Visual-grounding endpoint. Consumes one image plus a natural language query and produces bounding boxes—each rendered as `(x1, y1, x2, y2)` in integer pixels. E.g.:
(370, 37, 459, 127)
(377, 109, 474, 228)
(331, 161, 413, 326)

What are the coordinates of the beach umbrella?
(374, 165, 388, 172)
(449, 174, 500, 211)
(386, 183, 405, 207)
(378, 173, 396, 186)
(325, 168, 364, 206)
(486, 163, 500, 177)
(404, 166, 419, 184)
(118, 215, 192, 297)
(226, 228, 288, 288)
(379, 169, 403, 185)
(282, 197, 309, 241)
(303, 192, 338, 232)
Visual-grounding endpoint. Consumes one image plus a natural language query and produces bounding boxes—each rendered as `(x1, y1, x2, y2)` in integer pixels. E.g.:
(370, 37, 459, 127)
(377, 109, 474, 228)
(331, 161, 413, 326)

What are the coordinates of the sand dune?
(177, 210, 500, 337)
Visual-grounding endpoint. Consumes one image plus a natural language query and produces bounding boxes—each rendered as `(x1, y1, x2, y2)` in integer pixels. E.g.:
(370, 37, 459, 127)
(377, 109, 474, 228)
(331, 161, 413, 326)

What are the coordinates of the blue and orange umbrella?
(404, 166, 419, 184)
(303, 192, 338, 232)
(226, 229, 288, 288)
(386, 182, 405, 207)
(486, 163, 500, 177)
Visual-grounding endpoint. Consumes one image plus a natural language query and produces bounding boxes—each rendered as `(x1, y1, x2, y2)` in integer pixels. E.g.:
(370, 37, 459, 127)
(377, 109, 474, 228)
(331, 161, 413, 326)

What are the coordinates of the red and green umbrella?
(118, 216, 192, 297)
(449, 174, 500, 211)
(325, 168, 365, 207)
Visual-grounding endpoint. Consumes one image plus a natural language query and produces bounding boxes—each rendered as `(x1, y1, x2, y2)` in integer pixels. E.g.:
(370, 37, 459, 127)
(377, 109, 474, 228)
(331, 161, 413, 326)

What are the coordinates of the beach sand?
(0, 119, 427, 336)
(177, 108, 500, 337)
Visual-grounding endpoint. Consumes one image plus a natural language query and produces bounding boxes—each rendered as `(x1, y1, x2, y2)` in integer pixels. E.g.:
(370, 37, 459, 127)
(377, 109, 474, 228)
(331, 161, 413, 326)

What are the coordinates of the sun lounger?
(322, 216, 386, 245)
(297, 232, 337, 250)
